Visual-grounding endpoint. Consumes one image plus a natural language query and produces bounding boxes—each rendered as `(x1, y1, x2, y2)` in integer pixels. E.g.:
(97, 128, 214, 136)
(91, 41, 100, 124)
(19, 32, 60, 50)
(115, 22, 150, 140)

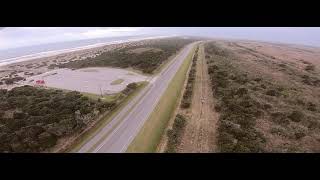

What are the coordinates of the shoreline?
(0, 36, 171, 90)
(0, 35, 172, 67)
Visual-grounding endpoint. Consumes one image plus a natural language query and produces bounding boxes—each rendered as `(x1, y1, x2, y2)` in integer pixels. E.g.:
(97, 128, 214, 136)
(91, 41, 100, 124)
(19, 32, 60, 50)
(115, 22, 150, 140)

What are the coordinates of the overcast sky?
(1, 27, 320, 50)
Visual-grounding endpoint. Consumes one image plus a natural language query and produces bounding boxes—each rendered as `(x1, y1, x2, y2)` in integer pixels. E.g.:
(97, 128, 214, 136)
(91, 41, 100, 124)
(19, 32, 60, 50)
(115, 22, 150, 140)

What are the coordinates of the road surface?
(76, 42, 196, 153)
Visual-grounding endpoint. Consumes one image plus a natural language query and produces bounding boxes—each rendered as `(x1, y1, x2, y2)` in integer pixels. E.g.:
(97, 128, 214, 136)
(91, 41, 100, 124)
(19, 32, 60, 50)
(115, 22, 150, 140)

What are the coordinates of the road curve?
(76, 42, 197, 153)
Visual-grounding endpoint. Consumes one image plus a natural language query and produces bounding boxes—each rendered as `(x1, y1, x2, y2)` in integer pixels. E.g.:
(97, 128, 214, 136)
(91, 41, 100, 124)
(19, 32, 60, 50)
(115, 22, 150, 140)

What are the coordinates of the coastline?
(0, 35, 172, 67)
(0, 36, 171, 90)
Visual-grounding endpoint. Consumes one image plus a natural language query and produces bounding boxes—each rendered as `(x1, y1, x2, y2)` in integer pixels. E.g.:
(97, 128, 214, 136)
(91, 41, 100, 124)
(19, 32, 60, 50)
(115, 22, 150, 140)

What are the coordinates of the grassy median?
(126, 45, 197, 153)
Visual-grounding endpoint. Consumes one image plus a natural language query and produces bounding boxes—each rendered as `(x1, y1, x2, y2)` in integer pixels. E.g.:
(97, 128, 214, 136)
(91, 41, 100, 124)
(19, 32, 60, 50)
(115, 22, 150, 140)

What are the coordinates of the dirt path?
(177, 44, 218, 153)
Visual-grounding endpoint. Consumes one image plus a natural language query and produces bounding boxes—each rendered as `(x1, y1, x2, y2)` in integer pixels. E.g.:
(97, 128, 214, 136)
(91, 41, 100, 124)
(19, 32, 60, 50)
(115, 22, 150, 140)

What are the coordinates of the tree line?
(180, 46, 199, 108)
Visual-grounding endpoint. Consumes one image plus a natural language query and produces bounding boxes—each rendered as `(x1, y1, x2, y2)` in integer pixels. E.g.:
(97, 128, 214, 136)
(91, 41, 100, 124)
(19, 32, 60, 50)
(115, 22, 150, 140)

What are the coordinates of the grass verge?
(126, 45, 197, 152)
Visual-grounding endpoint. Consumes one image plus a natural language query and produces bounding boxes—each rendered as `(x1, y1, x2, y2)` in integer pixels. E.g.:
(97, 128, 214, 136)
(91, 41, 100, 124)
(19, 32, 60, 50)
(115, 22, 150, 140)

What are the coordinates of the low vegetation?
(1, 76, 26, 85)
(110, 79, 124, 85)
(165, 114, 187, 152)
(205, 42, 320, 152)
(180, 47, 199, 108)
(57, 38, 196, 74)
(0, 83, 139, 153)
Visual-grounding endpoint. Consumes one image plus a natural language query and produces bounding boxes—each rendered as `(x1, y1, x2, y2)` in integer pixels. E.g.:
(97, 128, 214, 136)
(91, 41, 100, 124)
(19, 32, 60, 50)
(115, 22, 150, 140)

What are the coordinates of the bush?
(271, 112, 290, 125)
(214, 104, 222, 112)
(217, 132, 236, 152)
(266, 89, 280, 97)
(236, 87, 248, 97)
(0, 110, 4, 118)
(165, 114, 187, 152)
(263, 103, 272, 109)
(254, 77, 262, 82)
(305, 65, 315, 71)
(294, 132, 306, 139)
(13, 112, 27, 119)
(307, 102, 317, 112)
(127, 82, 138, 89)
(270, 126, 287, 137)
(122, 83, 138, 95)
(288, 110, 304, 122)
(4, 78, 14, 85)
(180, 101, 191, 108)
(180, 48, 198, 109)
(37, 132, 57, 148)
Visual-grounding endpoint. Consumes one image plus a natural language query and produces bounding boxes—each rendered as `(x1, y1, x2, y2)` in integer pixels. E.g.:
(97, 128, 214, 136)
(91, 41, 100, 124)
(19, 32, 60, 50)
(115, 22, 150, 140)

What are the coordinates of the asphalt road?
(76, 42, 196, 153)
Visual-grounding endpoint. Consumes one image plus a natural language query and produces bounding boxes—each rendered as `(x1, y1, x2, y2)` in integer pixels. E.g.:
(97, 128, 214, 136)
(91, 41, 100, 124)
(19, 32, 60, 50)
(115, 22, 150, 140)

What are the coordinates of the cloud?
(81, 27, 141, 38)
(1, 27, 320, 50)
(0, 27, 143, 50)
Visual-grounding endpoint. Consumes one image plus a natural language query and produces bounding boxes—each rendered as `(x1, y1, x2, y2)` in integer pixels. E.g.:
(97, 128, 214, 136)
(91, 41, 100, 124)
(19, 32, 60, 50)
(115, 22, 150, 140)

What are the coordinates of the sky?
(1, 27, 320, 50)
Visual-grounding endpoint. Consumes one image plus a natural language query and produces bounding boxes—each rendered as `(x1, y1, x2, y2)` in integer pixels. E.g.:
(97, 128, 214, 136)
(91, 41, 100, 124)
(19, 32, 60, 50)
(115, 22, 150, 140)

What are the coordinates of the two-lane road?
(76, 42, 197, 153)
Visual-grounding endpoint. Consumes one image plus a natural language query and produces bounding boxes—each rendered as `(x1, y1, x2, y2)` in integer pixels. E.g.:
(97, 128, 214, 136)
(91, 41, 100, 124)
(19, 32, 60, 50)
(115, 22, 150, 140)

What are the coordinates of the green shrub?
(214, 104, 222, 112)
(4, 78, 14, 85)
(288, 110, 304, 122)
(263, 103, 272, 109)
(38, 132, 57, 148)
(294, 132, 306, 139)
(236, 87, 248, 97)
(165, 114, 187, 152)
(307, 102, 317, 112)
(270, 126, 287, 137)
(266, 89, 281, 97)
(305, 65, 315, 71)
(271, 112, 290, 125)
(181, 50, 197, 109)
(13, 112, 27, 119)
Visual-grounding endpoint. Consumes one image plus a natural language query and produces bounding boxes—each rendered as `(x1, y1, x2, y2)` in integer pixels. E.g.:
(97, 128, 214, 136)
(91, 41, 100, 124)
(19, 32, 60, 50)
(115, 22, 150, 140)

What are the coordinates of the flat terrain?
(23, 67, 149, 94)
(177, 44, 218, 152)
(157, 43, 218, 153)
(75, 43, 196, 153)
(205, 40, 320, 152)
(3, 36, 319, 153)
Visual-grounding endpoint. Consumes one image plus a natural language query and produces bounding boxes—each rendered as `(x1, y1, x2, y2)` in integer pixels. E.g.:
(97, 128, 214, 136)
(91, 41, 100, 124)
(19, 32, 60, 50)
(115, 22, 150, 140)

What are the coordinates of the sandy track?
(178, 44, 218, 153)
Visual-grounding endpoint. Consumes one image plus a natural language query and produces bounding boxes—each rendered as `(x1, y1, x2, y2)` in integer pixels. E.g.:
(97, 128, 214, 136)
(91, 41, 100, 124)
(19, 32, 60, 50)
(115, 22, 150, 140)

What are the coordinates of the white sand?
(23, 67, 149, 94)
